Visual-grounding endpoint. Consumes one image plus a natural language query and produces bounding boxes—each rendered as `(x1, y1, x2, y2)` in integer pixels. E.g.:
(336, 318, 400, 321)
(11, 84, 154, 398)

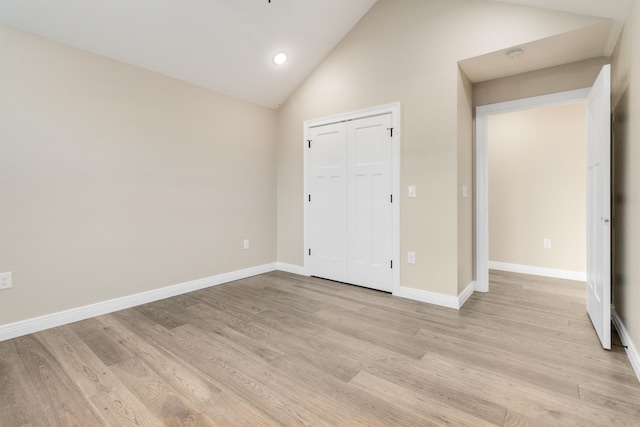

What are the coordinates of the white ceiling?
(491, 0, 633, 21)
(0, 0, 378, 109)
(492, 0, 634, 55)
(0, 0, 635, 108)
(462, 0, 634, 83)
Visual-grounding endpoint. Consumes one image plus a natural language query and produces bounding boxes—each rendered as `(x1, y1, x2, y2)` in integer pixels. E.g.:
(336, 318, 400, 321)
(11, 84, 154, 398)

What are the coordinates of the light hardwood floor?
(1, 270, 639, 426)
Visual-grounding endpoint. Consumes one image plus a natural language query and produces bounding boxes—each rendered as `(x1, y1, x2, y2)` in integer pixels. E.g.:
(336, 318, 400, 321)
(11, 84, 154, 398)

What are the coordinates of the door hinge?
(308, 194, 311, 202)
(388, 127, 394, 137)
(309, 249, 311, 256)
(390, 194, 393, 203)
(308, 140, 312, 148)
(390, 260, 393, 269)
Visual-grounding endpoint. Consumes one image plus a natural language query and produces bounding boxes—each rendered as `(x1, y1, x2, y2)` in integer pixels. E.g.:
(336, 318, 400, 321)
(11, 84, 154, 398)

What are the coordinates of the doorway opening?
(475, 64, 612, 350)
(475, 89, 590, 293)
(486, 102, 587, 281)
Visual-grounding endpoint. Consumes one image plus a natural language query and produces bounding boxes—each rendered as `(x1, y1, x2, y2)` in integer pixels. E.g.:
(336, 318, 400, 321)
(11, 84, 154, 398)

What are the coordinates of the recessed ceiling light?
(273, 52, 288, 65)
(506, 48, 525, 59)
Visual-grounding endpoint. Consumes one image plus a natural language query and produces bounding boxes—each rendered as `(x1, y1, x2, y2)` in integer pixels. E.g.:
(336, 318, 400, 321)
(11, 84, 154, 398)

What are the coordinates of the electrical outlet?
(243, 239, 250, 250)
(543, 239, 551, 249)
(0, 272, 12, 290)
(408, 252, 416, 264)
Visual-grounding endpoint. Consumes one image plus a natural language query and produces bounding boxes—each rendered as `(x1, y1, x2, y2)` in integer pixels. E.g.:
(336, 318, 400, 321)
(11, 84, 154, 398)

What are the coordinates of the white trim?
(458, 281, 476, 308)
(475, 89, 590, 293)
(0, 263, 277, 342)
(394, 286, 459, 309)
(489, 261, 586, 282)
(276, 262, 308, 276)
(393, 281, 475, 310)
(303, 102, 401, 294)
(612, 308, 640, 383)
(304, 102, 401, 128)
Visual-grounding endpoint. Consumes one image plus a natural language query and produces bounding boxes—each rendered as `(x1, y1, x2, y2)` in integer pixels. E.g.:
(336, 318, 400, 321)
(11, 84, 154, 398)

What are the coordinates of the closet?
(307, 113, 394, 292)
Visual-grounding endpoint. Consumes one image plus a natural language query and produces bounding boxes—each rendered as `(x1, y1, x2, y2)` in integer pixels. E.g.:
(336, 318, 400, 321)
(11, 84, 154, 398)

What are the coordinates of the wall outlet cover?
(0, 272, 12, 290)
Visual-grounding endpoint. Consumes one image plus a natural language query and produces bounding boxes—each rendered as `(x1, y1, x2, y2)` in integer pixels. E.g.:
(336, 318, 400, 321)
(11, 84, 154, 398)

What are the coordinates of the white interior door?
(348, 114, 393, 292)
(309, 114, 393, 292)
(309, 122, 348, 283)
(586, 64, 611, 350)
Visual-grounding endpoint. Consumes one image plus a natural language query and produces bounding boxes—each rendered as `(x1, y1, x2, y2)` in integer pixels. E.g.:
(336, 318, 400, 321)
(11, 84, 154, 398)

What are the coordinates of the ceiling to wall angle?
(461, 0, 635, 83)
(0, 0, 378, 109)
(0, 0, 634, 106)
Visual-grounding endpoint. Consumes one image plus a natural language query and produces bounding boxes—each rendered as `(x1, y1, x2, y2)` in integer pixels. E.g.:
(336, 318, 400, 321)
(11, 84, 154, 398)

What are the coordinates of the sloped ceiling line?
(0, 0, 633, 108)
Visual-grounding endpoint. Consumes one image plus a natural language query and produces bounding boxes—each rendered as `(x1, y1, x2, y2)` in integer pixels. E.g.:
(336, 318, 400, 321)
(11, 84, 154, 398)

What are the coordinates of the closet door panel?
(347, 114, 393, 291)
(309, 122, 348, 283)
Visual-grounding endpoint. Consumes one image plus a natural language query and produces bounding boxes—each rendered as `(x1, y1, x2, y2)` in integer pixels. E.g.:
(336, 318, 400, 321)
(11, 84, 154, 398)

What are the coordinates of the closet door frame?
(303, 102, 401, 294)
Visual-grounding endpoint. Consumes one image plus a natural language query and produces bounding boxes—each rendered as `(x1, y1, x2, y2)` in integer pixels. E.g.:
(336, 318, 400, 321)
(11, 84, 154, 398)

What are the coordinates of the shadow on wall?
(613, 79, 629, 312)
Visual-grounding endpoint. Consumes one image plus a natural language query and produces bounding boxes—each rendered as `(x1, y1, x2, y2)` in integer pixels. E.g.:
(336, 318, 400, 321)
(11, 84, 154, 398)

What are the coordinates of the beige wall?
(612, 0, 640, 361)
(0, 25, 277, 326)
(474, 57, 610, 107)
(276, 0, 603, 296)
(457, 68, 474, 293)
(488, 103, 586, 272)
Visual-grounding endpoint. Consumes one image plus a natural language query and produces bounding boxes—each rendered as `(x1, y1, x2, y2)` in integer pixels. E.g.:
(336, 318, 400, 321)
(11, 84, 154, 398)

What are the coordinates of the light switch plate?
(408, 186, 416, 198)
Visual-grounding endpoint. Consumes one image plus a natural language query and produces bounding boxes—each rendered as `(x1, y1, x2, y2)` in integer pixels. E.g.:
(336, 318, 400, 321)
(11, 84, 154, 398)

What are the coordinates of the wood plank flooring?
(1, 270, 639, 426)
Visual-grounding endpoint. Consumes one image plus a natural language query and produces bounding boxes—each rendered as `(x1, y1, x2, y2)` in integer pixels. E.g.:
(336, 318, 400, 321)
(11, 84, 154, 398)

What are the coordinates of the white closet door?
(309, 113, 393, 292)
(309, 122, 348, 283)
(347, 114, 393, 292)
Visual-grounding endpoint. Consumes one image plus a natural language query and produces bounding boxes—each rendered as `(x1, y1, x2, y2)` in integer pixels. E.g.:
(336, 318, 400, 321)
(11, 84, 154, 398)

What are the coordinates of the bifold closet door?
(309, 113, 393, 292)
(309, 122, 348, 283)
(347, 114, 393, 291)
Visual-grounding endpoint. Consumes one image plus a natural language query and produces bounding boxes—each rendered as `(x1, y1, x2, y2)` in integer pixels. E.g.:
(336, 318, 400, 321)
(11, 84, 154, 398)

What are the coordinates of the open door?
(586, 64, 611, 350)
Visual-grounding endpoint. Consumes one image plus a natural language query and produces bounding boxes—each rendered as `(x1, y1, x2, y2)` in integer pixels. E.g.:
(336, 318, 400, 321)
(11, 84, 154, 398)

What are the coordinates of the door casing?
(475, 89, 590, 292)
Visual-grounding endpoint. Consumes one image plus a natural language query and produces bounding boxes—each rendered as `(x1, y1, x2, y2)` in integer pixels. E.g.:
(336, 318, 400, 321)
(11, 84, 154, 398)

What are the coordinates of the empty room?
(1, 0, 639, 425)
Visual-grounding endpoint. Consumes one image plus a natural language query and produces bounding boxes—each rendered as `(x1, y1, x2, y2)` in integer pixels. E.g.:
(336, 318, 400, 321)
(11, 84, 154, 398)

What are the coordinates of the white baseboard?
(458, 281, 475, 308)
(276, 262, 308, 276)
(489, 261, 586, 282)
(274, 266, 477, 310)
(0, 263, 277, 342)
(394, 281, 475, 310)
(612, 308, 640, 383)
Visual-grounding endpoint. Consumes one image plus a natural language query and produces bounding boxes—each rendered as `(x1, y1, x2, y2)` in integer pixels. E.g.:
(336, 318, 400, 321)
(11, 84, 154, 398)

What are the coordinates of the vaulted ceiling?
(0, 0, 378, 109)
(0, 0, 634, 108)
